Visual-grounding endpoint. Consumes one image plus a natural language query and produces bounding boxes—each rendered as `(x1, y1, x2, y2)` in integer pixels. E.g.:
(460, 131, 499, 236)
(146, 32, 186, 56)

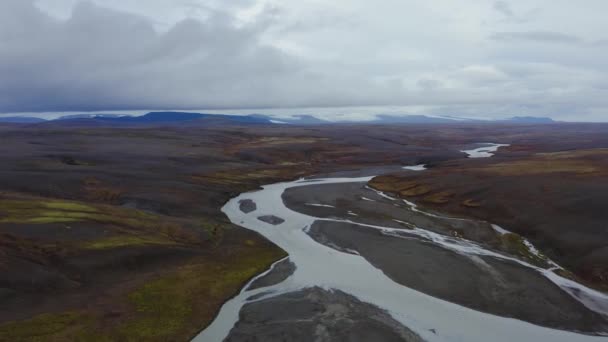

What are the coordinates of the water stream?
(194, 173, 608, 342)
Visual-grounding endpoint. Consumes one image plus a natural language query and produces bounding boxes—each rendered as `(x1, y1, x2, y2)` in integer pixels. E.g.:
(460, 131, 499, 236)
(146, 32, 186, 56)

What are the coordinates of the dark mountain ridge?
(0, 116, 47, 123)
(1, 112, 557, 126)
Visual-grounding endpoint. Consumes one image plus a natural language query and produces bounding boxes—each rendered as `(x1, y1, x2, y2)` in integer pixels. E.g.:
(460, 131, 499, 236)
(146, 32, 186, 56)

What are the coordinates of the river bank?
(195, 165, 608, 341)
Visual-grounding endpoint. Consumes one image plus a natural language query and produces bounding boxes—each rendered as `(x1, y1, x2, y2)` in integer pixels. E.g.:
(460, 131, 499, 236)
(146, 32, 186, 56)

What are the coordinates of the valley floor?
(197, 168, 608, 341)
(0, 122, 607, 341)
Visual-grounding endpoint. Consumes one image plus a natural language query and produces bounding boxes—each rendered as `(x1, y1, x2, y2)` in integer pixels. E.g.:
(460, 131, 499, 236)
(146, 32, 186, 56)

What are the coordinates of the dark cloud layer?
(0, 1, 314, 112)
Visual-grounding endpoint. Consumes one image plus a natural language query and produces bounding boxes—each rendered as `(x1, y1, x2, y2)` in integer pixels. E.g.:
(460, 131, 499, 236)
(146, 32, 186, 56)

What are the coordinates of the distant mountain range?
(503, 116, 556, 123)
(0, 112, 273, 126)
(0, 112, 557, 125)
(0, 116, 48, 123)
(367, 114, 556, 125)
(372, 115, 462, 124)
(92, 112, 271, 125)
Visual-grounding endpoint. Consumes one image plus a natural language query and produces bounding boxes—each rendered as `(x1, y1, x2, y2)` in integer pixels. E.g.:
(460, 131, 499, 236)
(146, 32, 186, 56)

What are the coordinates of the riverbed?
(194, 151, 608, 341)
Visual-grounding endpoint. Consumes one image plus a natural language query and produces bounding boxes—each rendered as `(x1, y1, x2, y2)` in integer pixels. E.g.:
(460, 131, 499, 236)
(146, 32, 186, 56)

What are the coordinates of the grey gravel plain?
(247, 258, 296, 291)
(238, 199, 257, 213)
(257, 215, 285, 225)
(226, 287, 425, 342)
(308, 220, 608, 333)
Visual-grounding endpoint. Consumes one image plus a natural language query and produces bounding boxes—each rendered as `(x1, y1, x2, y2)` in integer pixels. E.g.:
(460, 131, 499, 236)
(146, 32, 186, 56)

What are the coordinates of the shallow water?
(194, 175, 608, 342)
(461, 143, 510, 158)
(403, 164, 427, 171)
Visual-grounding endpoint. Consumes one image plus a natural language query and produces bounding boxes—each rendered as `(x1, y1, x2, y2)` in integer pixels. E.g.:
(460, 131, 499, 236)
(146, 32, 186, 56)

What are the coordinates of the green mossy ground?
(0, 199, 156, 229)
(0, 197, 199, 247)
(499, 233, 548, 267)
(0, 194, 285, 341)
(118, 245, 284, 341)
(0, 312, 110, 342)
(83, 235, 176, 250)
(0, 239, 286, 341)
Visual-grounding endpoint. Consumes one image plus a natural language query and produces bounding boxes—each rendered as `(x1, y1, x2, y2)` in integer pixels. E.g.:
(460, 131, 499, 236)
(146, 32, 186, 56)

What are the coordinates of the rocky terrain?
(0, 122, 464, 341)
(282, 180, 607, 333)
(370, 134, 608, 291)
(0, 122, 607, 340)
(226, 287, 423, 342)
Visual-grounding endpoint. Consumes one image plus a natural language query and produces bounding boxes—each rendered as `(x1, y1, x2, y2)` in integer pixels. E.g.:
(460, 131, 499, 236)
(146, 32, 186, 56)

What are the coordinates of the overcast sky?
(1, 0, 607, 121)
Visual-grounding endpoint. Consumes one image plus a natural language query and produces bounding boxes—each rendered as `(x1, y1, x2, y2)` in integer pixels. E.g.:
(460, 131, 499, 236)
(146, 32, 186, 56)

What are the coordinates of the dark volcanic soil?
(238, 199, 257, 213)
(309, 221, 608, 332)
(257, 215, 285, 225)
(247, 258, 296, 291)
(280, 176, 608, 332)
(226, 287, 424, 342)
(0, 122, 470, 340)
(283, 182, 498, 244)
(370, 145, 608, 290)
(2, 122, 608, 340)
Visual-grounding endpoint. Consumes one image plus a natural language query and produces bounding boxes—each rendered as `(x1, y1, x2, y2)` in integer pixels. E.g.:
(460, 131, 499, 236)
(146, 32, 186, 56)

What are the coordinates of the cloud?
(452, 65, 510, 85)
(493, 1, 514, 17)
(417, 78, 443, 90)
(0, 0, 607, 122)
(0, 1, 313, 112)
(594, 39, 608, 47)
(490, 31, 583, 44)
(0, 1, 422, 112)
